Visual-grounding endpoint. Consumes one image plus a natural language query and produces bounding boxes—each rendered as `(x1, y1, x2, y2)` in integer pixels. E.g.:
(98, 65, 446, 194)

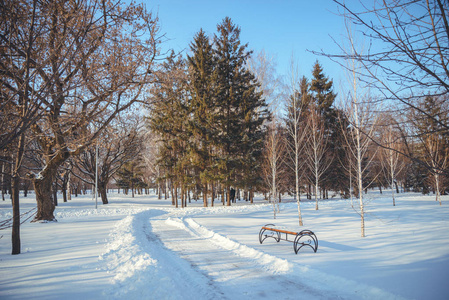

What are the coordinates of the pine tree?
(309, 60, 345, 198)
(148, 52, 189, 206)
(116, 159, 145, 197)
(187, 29, 216, 207)
(310, 60, 336, 114)
(213, 17, 269, 205)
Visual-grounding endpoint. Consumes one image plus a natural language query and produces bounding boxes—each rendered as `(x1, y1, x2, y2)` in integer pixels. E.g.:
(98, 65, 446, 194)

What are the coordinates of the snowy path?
(146, 213, 404, 300)
(152, 216, 329, 300)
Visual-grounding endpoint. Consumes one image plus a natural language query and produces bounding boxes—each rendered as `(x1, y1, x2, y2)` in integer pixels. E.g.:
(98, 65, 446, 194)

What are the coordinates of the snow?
(1, 191, 448, 299)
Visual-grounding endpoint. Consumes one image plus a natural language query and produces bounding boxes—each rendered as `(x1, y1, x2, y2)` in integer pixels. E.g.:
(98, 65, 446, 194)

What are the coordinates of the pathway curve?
(150, 215, 332, 299)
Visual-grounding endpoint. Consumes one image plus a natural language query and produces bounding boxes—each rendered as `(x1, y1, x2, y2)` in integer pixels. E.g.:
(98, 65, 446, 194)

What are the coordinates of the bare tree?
(284, 59, 309, 225)
(319, 0, 449, 176)
(2, 0, 161, 222)
(0, 0, 51, 254)
(141, 130, 162, 197)
(423, 133, 448, 205)
(303, 105, 333, 210)
(262, 115, 285, 219)
(409, 95, 449, 204)
(0, 0, 48, 152)
(247, 49, 284, 106)
(378, 118, 406, 206)
(340, 31, 379, 237)
(74, 115, 144, 204)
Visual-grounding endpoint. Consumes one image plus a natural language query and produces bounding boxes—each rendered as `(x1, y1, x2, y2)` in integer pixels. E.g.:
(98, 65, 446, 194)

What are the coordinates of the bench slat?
(262, 226, 298, 236)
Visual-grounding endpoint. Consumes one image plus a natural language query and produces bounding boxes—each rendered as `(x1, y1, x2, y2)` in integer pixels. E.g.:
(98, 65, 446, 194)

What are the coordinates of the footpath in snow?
(103, 207, 406, 299)
(1, 192, 449, 299)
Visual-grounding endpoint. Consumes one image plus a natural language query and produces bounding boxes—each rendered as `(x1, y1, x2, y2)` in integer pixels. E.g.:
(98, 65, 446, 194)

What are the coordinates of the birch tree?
(379, 119, 406, 206)
(285, 61, 309, 225)
(304, 105, 333, 210)
(262, 115, 285, 219)
(341, 24, 379, 237)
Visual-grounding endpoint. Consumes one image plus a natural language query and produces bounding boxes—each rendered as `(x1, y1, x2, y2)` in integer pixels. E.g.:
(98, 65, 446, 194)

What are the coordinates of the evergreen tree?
(116, 159, 145, 197)
(148, 52, 189, 206)
(310, 60, 336, 115)
(187, 29, 216, 207)
(213, 17, 269, 205)
(308, 60, 346, 197)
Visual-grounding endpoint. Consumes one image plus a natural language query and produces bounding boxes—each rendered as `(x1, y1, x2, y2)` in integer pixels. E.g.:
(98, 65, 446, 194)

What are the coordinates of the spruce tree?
(148, 52, 189, 206)
(310, 60, 336, 115)
(187, 29, 216, 207)
(213, 17, 269, 205)
(309, 60, 345, 197)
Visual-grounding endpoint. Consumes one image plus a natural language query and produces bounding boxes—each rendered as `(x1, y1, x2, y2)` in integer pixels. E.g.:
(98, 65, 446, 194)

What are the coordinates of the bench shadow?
(319, 240, 360, 251)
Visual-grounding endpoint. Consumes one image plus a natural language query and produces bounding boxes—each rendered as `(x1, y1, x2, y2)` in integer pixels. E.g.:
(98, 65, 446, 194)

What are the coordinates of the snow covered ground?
(1, 191, 448, 299)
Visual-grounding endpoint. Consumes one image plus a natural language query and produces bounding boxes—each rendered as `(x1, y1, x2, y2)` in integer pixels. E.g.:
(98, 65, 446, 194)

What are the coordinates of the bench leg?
(259, 224, 281, 244)
(293, 230, 318, 254)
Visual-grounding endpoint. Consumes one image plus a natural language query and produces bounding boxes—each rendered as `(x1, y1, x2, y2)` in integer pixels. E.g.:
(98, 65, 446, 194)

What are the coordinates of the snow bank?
(100, 212, 158, 298)
(167, 217, 291, 274)
(101, 210, 225, 299)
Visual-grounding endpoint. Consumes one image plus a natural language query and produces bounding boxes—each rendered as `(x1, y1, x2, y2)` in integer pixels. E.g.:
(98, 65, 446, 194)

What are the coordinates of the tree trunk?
(1, 160, 5, 201)
(392, 178, 396, 206)
(203, 183, 208, 207)
(62, 183, 68, 203)
(67, 173, 72, 201)
(211, 183, 215, 206)
(31, 168, 57, 222)
(24, 187, 28, 197)
(99, 182, 109, 204)
(11, 174, 21, 255)
(174, 185, 178, 208)
(53, 183, 58, 207)
(181, 185, 185, 208)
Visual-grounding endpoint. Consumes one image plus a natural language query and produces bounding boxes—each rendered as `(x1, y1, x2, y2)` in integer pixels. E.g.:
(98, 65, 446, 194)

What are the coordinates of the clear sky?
(150, 0, 347, 91)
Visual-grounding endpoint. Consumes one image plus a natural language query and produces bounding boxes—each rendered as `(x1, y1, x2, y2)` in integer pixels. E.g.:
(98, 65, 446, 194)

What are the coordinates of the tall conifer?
(310, 60, 336, 114)
(187, 29, 216, 207)
(213, 17, 269, 205)
(148, 52, 189, 207)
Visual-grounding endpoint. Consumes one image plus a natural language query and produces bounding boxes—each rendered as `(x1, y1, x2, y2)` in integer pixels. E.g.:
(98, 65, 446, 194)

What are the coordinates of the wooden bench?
(259, 224, 318, 254)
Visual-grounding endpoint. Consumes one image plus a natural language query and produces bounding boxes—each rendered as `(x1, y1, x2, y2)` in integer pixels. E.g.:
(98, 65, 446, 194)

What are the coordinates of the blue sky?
(151, 0, 347, 88)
